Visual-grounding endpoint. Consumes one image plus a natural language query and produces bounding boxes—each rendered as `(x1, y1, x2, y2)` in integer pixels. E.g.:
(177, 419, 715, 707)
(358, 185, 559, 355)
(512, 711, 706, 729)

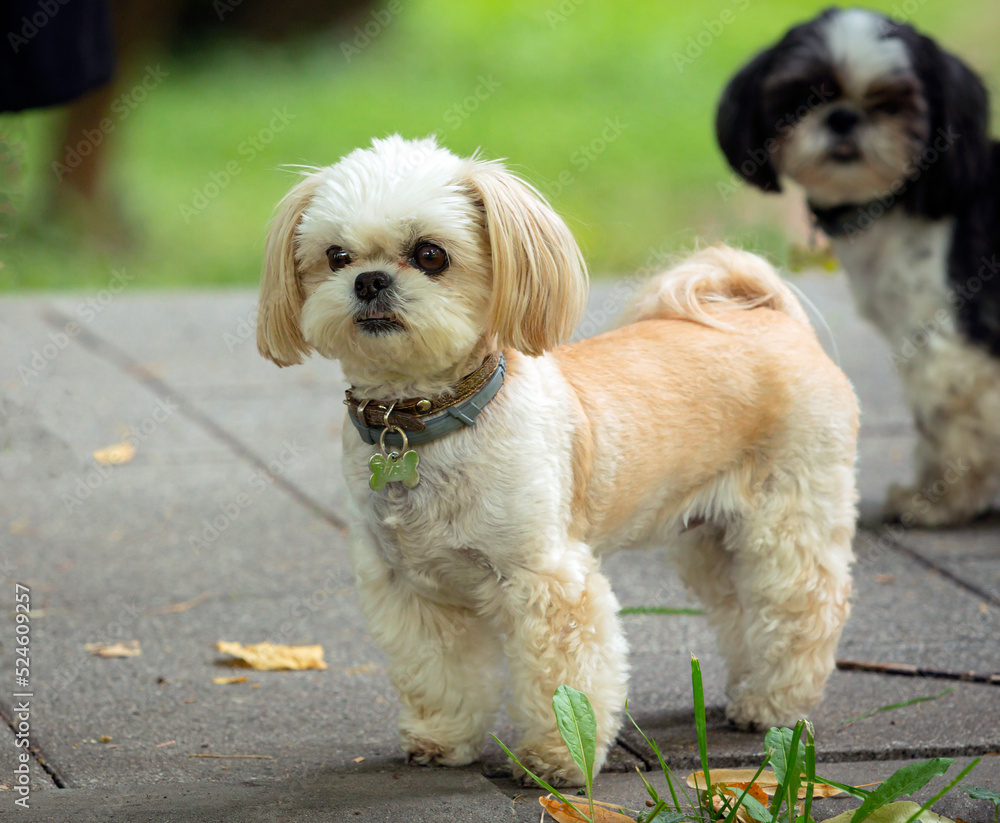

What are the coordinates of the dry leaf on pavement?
(85, 640, 141, 658)
(93, 442, 136, 465)
(538, 796, 634, 823)
(687, 768, 844, 797)
(212, 676, 249, 685)
(216, 641, 327, 671)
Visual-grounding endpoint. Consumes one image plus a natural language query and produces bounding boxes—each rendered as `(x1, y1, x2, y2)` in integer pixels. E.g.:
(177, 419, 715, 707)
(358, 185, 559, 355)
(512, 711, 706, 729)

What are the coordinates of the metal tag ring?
(379, 424, 408, 457)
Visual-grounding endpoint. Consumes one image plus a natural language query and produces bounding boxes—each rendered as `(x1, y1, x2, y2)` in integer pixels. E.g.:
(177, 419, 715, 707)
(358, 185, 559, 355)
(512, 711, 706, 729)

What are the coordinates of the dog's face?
(256, 137, 587, 394)
(717, 8, 990, 213)
(765, 9, 929, 205)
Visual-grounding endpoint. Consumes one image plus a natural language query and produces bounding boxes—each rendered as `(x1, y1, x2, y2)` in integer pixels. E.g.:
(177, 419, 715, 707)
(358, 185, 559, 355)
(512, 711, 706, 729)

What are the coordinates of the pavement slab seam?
(0, 700, 66, 788)
(883, 532, 1000, 608)
(41, 307, 348, 533)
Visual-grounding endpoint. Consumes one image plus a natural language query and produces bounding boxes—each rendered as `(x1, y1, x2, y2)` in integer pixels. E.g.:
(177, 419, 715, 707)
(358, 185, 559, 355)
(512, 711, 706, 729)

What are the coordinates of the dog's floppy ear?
(257, 173, 324, 366)
(466, 161, 588, 356)
(905, 32, 991, 217)
(716, 48, 782, 193)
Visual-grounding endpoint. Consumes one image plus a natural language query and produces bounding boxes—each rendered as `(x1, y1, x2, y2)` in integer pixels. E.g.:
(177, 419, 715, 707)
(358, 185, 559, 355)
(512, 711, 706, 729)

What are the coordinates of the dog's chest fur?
(340, 372, 575, 604)
(831, 211, 957, 347)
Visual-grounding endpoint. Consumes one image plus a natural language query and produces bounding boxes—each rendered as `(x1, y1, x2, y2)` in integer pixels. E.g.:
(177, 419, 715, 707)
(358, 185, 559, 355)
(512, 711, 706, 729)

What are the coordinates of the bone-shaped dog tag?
(368, 450, 420, 491)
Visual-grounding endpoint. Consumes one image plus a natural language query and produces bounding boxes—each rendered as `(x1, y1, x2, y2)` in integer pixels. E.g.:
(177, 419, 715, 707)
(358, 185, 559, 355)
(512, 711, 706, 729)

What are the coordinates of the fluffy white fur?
(257, 136, 859, 786)
(835, 211, 1000, 524)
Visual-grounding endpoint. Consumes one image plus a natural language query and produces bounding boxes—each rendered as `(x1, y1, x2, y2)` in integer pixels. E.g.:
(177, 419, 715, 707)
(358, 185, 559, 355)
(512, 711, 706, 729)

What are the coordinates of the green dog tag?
(369, 450, 420, 491)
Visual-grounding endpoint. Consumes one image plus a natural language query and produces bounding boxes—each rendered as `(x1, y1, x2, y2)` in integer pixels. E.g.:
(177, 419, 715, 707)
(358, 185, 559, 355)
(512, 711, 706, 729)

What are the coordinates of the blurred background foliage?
(2, 0, 998, 291)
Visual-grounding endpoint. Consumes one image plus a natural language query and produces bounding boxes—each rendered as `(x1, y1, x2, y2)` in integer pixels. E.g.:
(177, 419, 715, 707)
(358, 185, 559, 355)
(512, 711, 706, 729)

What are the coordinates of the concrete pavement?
(0, 271, 997, 821)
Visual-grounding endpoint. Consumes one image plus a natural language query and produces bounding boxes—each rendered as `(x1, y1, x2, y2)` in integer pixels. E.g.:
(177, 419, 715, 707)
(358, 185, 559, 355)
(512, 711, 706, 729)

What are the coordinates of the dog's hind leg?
(722, 466, 855, 730)
(353, 541, 503, 766)
(668, 526, 751, 699)
(489, 543, 629, 787)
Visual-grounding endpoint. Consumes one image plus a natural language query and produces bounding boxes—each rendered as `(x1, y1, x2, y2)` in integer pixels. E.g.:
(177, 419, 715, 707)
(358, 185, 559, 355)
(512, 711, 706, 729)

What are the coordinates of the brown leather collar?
(344, 352, 503, 433)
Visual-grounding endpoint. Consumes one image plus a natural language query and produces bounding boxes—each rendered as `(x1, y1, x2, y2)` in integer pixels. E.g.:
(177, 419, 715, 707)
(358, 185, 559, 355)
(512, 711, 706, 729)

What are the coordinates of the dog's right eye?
(326, 246, 352, 272)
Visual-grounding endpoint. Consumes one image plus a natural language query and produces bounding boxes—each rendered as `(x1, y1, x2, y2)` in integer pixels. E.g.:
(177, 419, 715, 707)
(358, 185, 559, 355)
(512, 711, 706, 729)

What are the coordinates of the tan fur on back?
(555, 309, 853, 546)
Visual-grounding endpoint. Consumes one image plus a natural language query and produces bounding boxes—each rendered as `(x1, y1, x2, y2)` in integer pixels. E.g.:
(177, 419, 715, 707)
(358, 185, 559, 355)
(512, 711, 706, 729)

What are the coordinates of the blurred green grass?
(2, 0, 998, 291)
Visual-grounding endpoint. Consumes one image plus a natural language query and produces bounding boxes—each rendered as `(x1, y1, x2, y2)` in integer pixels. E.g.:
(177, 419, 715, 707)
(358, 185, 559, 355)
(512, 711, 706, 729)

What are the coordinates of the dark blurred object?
(0, 0, 116, 113)
(30, 0, 371, 247)
(173, 0, 368, 45)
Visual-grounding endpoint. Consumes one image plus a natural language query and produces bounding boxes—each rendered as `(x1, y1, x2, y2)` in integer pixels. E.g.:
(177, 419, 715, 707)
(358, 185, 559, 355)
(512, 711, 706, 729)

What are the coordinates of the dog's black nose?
(826, 108, 860, 135)
(354, 271, 392, 302)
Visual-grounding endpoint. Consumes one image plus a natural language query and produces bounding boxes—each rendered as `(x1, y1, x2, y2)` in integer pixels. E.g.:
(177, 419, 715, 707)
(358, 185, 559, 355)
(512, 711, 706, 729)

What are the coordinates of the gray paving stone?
(2, 276, 999, 818)
(18, 766, 517, 822)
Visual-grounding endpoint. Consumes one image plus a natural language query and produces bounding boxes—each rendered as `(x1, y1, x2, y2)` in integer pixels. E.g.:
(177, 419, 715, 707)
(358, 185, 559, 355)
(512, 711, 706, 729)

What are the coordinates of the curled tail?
(621, 245, 813, 331)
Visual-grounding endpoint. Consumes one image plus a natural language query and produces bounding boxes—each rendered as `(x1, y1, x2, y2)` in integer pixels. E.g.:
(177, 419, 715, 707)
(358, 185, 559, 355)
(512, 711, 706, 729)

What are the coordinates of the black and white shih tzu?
(716, 6, 1000, 526)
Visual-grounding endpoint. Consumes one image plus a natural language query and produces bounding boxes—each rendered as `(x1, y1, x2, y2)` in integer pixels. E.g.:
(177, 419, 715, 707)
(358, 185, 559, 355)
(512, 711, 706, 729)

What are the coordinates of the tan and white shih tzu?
(717, 7, 1000, 526)
(256, 136, 859, 785)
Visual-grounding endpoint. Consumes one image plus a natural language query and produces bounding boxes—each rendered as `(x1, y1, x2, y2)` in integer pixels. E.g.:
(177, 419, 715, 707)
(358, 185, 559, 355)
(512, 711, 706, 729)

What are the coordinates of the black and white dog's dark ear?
(905, 31, 992, 217)
(716, 48, 782, 193)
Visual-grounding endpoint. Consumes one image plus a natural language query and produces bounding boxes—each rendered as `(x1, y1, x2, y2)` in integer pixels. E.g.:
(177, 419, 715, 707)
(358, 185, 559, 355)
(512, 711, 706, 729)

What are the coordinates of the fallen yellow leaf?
(538, 797, 634, 823)
(686, 768, 844, 798)
(212, 676, 249, 685)
(85, 640, 141, 658)
(93, 442, 136, 465)
(216, 641, 327, 671)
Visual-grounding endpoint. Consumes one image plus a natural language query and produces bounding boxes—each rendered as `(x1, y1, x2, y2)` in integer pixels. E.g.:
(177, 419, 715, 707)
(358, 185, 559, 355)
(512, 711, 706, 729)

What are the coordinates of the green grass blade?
(626, 707, 683, 811)
(636, 767, 660, 803)
(837, 687, 954, 726)
(801, 722, 816, 823)
(813, 774, 871, 799)
(552, 685, 598, 823)
(783, 722, 805, 821)
(489, 734, 593, 823)
(901, 759, 980, 823)
(690, 656, 711, 820)
(849, 758, 954, 823)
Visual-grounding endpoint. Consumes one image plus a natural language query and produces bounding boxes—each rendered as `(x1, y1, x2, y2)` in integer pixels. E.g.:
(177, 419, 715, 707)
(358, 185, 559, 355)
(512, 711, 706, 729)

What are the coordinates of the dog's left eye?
(412, 243, 449, 275)
(872, 100, 901, 116)
(326, 245, 352, 272)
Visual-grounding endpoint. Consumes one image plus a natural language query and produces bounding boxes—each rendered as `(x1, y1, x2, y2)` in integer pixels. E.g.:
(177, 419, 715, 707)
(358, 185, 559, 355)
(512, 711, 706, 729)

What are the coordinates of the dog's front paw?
(883, 483, 970, 528)
(403, 735, 479, 768)
(726, 694, 803, 732)
(511, 743, 587, 788)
